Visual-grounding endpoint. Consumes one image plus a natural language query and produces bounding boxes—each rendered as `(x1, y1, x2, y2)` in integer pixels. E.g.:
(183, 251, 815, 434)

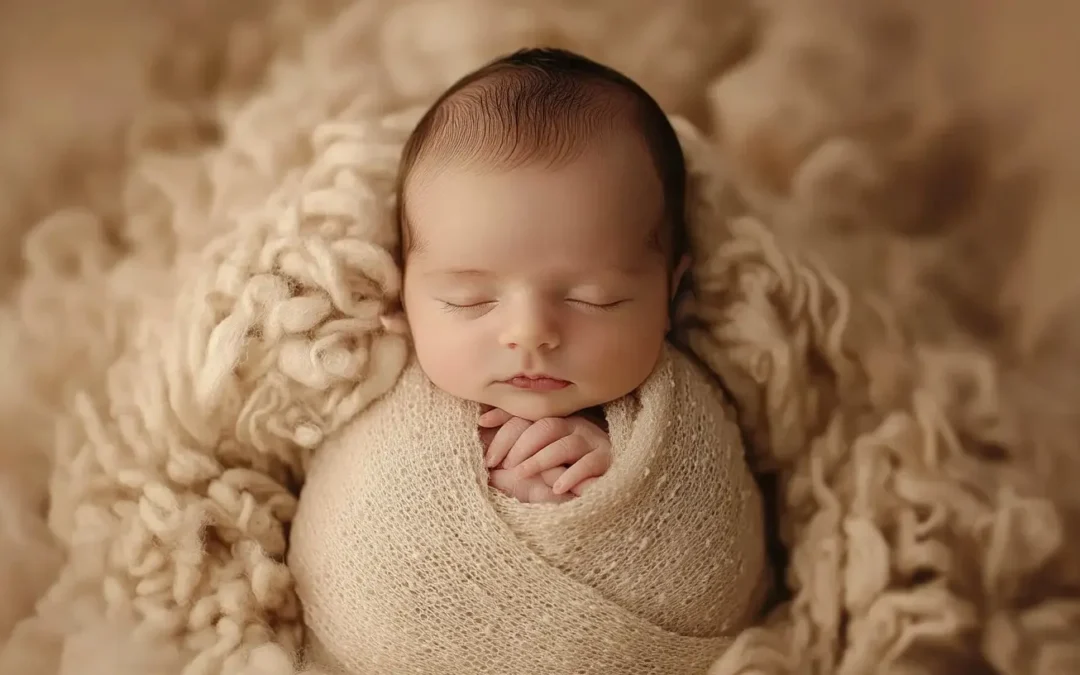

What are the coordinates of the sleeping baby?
(288, 48, 770, 675)
(399, 47, 690, 504)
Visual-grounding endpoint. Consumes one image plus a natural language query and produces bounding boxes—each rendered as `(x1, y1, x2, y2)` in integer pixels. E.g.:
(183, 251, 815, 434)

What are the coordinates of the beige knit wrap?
(288, 344, 769, 674)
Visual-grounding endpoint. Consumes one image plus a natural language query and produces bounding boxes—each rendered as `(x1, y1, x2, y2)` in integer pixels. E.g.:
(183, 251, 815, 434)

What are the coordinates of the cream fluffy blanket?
(1, 1, 1078, 675)
(289, 346, 769, 674)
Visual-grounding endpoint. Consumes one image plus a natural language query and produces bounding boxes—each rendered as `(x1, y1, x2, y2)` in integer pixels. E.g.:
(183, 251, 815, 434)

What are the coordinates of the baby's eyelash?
(567, 299, 627, 311)
(440, 300, 494, 314)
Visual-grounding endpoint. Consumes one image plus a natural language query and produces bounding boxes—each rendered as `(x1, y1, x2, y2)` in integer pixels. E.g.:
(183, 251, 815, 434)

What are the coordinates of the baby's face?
(402, 136, 675, 421)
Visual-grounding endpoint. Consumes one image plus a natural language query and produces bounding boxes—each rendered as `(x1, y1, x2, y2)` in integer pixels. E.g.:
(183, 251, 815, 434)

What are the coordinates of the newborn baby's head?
(397, 48, 688, 421)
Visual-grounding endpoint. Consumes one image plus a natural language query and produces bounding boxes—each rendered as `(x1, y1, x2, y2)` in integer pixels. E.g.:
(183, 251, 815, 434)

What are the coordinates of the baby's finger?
(515, 434, 591, 479)
(552, 450, 610, 494)
(528, 482, 574, 504)
(503, 417, 572, 469)
(488, 468, 527, 500)
(489, 469, 571, 504)
(540, 466, 568, 488)
(485, 417, 531, 468)
(478, 407, 513, 428)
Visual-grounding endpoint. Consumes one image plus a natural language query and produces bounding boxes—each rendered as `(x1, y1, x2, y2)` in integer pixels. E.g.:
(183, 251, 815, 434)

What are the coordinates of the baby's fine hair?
(395, 47, 688, 263)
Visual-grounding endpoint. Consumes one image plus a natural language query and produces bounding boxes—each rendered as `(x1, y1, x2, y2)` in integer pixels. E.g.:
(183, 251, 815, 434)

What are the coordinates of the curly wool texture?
(674, 122, 1079, 675)
(0, 0, 1078, 674)
(289, 346, 768, 674)
(708, 0, 1041, 355)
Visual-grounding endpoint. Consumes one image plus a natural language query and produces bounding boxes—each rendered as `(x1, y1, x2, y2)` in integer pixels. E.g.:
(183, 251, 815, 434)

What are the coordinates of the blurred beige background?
(0, 0, 1077, 343)
(0, 0, 268, 290)
(976, 0, 1080, 342)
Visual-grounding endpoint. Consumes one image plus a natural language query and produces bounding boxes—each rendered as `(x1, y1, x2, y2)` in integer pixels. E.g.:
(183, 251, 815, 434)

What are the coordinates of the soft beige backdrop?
(981, 0, 1080, 342)
(0, 0, 266, 290)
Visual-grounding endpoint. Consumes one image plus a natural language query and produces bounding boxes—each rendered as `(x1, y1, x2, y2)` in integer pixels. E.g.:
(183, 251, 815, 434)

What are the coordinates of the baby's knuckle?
(535, 416, 568, 436)
(575, 418, 602, 437)
(575, 434, 596, 452)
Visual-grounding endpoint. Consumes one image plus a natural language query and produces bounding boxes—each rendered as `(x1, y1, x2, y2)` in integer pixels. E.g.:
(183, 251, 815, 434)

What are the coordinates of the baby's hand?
(479, 408, 611, 498)
(478, 409, 571, 503)
(487, 467, 577, 504)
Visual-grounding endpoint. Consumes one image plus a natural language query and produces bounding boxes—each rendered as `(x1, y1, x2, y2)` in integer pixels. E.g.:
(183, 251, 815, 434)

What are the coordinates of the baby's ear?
(666, 255, 692, 333)
(380, 301, 411, 336)
(671, 255, 691, 301)
(380, 314, 410, 335)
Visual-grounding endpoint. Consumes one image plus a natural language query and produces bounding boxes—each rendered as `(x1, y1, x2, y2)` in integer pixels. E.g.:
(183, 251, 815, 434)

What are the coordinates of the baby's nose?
(499, 307, 560, 352)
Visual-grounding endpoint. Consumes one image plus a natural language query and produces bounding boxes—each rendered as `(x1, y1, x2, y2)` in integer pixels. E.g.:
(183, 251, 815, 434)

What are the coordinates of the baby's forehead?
(407, 71, 646, 178)
(406, 157, 665, 268)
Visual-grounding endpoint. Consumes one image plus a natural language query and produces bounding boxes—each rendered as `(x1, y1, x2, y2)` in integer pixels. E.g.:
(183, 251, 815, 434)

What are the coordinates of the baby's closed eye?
(439, 298, 496, 316)
(566, 297, 629, 311)
(565, 286, 632, 310)
(440, 298, 494, 308)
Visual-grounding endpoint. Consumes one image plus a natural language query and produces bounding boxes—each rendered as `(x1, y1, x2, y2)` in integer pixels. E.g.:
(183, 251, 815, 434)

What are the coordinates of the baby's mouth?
(502, 375, 571, 391)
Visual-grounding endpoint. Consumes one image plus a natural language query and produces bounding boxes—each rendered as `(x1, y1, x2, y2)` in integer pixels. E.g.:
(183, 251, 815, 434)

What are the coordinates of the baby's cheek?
(414, 320, 482, 397)
(585, 315, 666, 388)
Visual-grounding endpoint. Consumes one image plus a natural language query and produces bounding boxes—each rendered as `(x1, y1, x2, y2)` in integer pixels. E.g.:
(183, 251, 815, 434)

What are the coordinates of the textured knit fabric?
(289, 344, 769, 674)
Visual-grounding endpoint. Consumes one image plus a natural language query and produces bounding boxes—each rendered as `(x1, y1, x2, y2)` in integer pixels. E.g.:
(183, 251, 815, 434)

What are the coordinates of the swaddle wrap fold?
(288, 344, 769, 674)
